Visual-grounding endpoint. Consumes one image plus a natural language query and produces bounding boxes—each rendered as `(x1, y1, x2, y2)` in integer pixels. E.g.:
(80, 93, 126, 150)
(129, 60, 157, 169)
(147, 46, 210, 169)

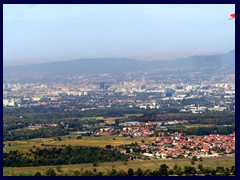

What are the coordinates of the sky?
(3, 4, 235, 66)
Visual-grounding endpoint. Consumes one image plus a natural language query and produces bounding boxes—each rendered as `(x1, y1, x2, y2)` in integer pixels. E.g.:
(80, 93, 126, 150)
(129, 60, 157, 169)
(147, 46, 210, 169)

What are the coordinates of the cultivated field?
(3, 135, 155, 152)
(104, 114, 143, 123)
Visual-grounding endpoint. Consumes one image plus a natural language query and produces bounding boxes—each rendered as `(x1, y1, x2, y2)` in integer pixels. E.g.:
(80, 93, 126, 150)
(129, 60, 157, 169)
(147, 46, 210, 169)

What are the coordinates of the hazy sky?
(3, 4, 235, 66)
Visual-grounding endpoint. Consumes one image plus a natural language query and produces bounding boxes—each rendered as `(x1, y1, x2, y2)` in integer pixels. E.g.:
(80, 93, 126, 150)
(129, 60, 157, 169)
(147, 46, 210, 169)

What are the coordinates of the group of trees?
(5, 104, 234, 124)
(168, 126, 235, 136)
(4, 106, 142, 120)
(139, 112, 234, 125)
(4, 145, 129, 167)
(32, 164, 235, 176)
(4, 127, 69, 141)
(188, 112, 235, 125)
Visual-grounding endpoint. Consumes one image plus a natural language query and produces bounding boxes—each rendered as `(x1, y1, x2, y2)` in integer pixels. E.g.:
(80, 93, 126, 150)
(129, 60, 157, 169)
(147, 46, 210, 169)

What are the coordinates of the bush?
(93, 162, 98, 167)
(73, 170, 80, 176)
(56, 165, 62, 172)
(128, 168, 134, 176)
(35, 172, 42, 176)
(56, 137, 62, 141)
(192, 156, 197, 161)
(76, 136, 82, 139)
(45, 168, 56, 176)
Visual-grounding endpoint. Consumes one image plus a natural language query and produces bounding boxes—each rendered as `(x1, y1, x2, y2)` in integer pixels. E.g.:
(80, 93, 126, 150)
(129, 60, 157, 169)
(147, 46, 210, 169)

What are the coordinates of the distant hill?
(3, 50, 235, 81)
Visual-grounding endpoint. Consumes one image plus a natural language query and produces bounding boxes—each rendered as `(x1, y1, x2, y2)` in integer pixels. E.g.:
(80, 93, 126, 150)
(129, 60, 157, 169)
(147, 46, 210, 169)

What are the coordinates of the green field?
(185, 124, 216, 128)
(3, 156, 235, 176)
(4, 135, 156, 152)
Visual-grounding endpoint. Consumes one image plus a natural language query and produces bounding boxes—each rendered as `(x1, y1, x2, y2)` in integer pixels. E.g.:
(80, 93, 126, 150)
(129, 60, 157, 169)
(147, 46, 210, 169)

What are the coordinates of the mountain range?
(3, 50, 235, 81)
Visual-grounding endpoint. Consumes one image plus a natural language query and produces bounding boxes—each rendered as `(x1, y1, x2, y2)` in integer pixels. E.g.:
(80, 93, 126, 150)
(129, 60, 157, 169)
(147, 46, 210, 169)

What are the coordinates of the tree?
(159, 164, 169, 176)
(184, 166, 196, 176)
(45, 168, 56, 176)
(204, 167, 211, 175)
(143, 169, 152, 176)
(110, 169, 117, 176)
(152, 170, 161, 176)
(231, 166, 235, 175)
(70, 157, 77, 164)
(169, 169, 174, 175)
(136, 168, 143, 176)
(198, 164, 203, 170)
(76, 136, 82, 139)
(224, 169, 230, 176)
(66, 145, 72, 153)
(216, 166, 224, 173)
(173, 164, 179, 171)
(211, 169, 216, 176)
(35, 172, 42, 176)
(128, 168, 134, 176)
(125, 148, 131, 153)
(98, 172, 103, 176)
(192, 155, 197, 161)
(117, 169, 127, 176)
(93, 162, 98, 167)
(56, 137, 62, 141)
(175, 167, 183, 176)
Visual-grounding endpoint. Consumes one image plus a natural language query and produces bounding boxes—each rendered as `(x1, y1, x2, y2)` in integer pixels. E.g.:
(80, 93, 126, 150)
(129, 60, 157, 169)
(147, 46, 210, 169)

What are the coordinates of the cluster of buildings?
(123, 132, 235, 159)
(89, 120, 235, 159)
(180, 104, 230, 113)
(91, 120, 189, 137)
(3, 76, 235, 113)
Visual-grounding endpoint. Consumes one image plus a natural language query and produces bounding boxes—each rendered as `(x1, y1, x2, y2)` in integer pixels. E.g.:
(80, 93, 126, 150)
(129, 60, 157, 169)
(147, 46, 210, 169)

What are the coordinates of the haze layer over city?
(3, 4, 235, 176)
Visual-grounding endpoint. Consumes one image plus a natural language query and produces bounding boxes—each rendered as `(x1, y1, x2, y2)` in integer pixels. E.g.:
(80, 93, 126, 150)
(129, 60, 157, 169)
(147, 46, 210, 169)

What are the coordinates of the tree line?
(168, 125, 235, 136)
(4, 127, 69, 141)
(4, 146, 129, 167)
(22, 164, 235, 176)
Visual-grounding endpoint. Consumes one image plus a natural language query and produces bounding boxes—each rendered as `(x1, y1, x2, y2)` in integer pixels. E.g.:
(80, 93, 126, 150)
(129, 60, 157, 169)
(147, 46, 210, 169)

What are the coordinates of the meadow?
(3, 156, 235, 176)
(4, 135, 156, 152)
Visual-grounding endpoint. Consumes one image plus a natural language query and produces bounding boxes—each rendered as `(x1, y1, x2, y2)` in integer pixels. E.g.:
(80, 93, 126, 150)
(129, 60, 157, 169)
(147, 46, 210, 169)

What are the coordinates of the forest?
(4, 145, 129, 167)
